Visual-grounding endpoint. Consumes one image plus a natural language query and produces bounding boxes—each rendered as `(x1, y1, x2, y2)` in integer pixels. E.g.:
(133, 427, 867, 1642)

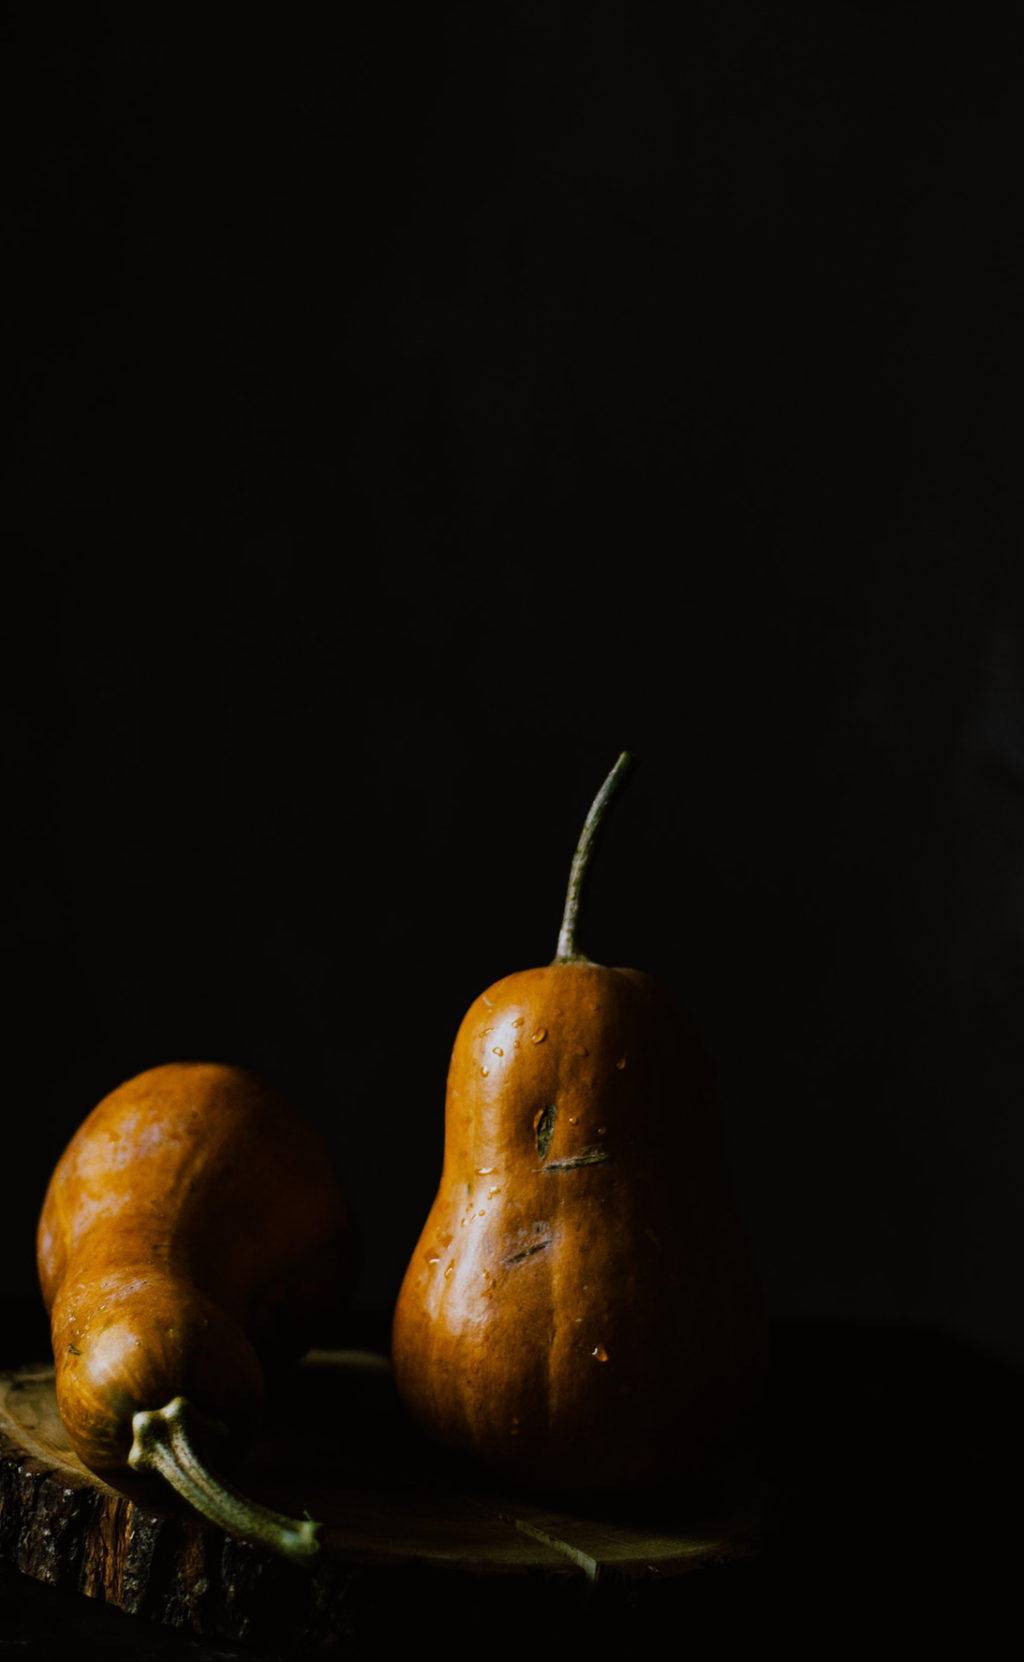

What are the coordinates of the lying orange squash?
(38, 1060, 359, 1560)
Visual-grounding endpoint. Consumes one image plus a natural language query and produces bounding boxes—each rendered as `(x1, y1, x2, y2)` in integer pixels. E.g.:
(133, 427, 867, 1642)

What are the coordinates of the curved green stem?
(128, 1396, 320, 1565)
(554, 750, 633, 964)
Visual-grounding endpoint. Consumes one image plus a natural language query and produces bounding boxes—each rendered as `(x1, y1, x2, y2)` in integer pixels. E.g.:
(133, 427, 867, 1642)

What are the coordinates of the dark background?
(5, 4, 1022, 1380)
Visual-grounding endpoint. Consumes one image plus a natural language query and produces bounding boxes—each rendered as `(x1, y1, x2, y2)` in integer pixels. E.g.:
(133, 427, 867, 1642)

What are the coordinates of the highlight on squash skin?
(129, 1397, 320, 1563)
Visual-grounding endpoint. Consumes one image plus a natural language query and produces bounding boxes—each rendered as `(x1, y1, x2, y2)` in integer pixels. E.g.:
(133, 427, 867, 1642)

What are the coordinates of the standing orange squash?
(391, 753, 768, 1500)
(38, 1060, 360, 1560)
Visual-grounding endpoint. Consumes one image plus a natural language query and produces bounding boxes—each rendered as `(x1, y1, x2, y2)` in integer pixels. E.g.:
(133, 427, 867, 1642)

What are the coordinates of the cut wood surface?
(0, 1349, 766, 1656)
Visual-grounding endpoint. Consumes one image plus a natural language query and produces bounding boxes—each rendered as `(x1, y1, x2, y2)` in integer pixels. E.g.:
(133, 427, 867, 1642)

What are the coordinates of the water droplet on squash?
(597, 1127, 607, 1136)
(487, 1186, 501, 1198)
(531, 1029, 547, 1044)
(512, 1017, 525, 1027)
(616, 1056, 627, 1069)
(492, 1047, 504, 1056)
(477, 1166, 495, 1175)
(568, 1115, 579, 1126)
(480, 1066, 490, 1077)
(444, 1262, 454, 1279)
(592, 1344, 609, 1362)
(478, 1209, 486, 1217)
(426, 1254, 440, 1266)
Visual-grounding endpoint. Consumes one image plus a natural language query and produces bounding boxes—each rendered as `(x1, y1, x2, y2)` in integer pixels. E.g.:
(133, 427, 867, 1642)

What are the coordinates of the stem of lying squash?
(128, 1396, 320, 1564)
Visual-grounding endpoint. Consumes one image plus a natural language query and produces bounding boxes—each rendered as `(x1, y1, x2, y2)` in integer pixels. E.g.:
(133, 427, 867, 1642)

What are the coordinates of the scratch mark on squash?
(542, 1147, 610, 1172)
(503, 1240, 552, 1267)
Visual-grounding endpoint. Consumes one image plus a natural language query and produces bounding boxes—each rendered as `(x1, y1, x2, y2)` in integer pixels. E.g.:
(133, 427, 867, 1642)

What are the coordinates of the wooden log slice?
(0, 1351, 766, 1657)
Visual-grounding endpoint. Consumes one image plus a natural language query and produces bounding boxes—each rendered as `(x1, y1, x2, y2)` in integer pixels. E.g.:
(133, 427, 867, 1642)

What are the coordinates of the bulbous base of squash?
(392, 1273, 769, 1504)
(50, 1266, 265, 1474)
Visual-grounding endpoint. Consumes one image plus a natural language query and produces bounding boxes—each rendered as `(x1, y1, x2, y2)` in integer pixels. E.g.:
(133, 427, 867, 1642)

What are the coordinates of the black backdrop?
(6, 6, 1022, 1374)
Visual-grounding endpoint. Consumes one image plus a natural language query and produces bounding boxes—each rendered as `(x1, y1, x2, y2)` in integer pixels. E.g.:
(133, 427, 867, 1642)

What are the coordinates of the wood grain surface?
(0, 1349, 766, 1656)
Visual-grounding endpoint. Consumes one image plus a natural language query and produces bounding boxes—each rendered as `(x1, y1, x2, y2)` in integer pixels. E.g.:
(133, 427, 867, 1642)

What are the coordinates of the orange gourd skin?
(38, 1061, 359, 1474)
(391, 961, 769, 1501)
